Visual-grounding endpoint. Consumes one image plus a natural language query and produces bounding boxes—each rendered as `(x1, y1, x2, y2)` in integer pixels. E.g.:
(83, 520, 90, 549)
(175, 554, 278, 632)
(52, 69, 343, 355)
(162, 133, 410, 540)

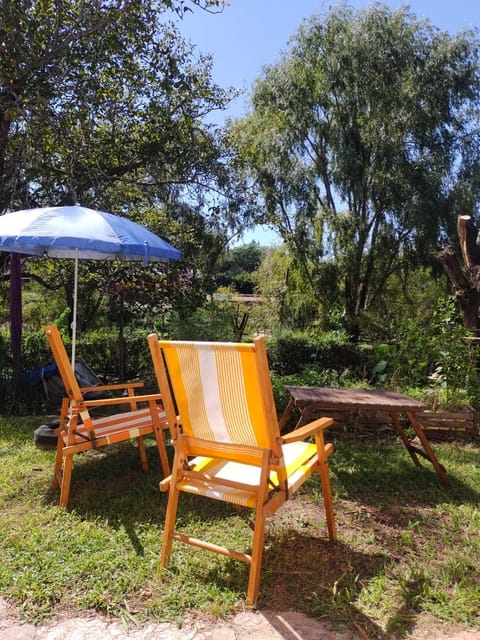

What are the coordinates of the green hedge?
(265, 329, 365, 377)
(0, 327, 399, 416)
(0, 328, 156, 416)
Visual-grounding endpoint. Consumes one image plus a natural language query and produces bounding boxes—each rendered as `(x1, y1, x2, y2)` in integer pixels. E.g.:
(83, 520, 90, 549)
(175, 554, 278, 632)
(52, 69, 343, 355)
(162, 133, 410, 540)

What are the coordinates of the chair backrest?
(148, 335, 281, 455)
(44, 325, 84, 404)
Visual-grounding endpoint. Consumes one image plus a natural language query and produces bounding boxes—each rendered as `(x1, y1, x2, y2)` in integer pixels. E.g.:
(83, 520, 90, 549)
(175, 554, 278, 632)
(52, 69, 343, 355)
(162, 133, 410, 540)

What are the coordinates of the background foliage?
(2, 3, 480, 417)
(228, 4, 480, 339)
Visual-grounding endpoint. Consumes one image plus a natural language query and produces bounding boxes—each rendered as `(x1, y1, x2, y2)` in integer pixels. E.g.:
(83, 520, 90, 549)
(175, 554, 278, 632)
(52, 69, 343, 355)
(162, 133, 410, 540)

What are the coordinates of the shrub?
(266, 329, 363, 377)
(367, 296, 480, 409)
(0, 328, 53, 414)
(167, 305, 235, 342)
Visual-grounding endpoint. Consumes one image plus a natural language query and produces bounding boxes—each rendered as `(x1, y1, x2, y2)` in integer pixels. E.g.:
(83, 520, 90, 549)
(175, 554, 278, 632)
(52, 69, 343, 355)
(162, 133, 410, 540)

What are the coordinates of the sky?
(175, 1, 480, 244)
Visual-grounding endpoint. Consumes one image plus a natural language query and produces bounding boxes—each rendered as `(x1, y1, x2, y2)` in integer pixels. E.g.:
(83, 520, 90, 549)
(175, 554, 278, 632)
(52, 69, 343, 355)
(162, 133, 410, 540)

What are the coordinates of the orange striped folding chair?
(44, 324, 170, 507)
(148, 333, 337, 605)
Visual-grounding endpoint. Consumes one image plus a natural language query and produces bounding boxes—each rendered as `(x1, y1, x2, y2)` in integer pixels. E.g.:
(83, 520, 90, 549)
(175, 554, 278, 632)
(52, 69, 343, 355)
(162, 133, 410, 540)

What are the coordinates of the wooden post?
(9, 252, 22, 372)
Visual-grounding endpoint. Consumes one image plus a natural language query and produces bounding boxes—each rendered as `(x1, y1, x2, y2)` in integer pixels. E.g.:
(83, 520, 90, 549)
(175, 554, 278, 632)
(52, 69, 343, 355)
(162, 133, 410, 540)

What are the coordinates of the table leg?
(279, 397, 295, 432)
(389, 412, 422, 468)
(407, 411, 449, 487)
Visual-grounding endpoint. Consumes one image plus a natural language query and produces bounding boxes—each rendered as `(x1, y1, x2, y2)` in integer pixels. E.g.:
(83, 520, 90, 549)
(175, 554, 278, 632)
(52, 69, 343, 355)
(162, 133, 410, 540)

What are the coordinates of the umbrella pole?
(71, 251, 78, 369)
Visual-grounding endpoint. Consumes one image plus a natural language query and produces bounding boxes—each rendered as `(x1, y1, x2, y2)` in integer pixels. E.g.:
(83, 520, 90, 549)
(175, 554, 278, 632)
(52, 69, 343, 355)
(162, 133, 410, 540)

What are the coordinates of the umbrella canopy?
(0, 205, 182, 262)
(0, 205, 182, 366)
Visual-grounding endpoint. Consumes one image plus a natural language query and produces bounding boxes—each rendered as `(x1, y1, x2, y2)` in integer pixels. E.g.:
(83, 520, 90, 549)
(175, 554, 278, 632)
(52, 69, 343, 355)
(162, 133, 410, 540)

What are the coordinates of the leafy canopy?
(0, 0, 243, 343)
(229, 3, 480, 337)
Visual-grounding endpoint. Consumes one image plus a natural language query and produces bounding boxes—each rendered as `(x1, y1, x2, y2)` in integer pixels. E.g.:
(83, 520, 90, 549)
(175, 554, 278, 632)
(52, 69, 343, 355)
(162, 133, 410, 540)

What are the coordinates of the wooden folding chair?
(148, 333, 337, 605)
(44, 324, 170, 507)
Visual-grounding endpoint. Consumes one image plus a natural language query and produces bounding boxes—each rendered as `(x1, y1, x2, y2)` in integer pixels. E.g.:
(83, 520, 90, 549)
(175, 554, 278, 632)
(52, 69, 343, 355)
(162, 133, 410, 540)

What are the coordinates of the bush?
(0, 301, 236, 415)
(372, 296, 480, 408)
(0, 327, 154, 415)
(167, 305, 235, 342)
(266, 329, 363, 376)
(4, 297, 479, 417)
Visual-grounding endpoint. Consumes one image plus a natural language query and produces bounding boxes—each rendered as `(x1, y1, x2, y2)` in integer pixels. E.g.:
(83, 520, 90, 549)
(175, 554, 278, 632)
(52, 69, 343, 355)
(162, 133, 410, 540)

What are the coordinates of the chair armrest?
(79, 392, 163, 408)
(280, 416, 333, 444)
(78, 381, 144, 393)
(159, 475, 172, 492)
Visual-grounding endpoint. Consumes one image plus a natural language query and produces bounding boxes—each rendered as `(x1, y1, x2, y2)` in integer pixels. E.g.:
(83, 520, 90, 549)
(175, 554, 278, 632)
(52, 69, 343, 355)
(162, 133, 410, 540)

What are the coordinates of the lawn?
(1, 415, 479, 638)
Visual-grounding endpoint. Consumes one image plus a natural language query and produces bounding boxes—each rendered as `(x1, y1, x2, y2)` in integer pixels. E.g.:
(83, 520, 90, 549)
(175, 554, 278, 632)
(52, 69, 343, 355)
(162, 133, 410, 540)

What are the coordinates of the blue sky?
(176, 1, 480, 244)
(179, 0, 479, 120)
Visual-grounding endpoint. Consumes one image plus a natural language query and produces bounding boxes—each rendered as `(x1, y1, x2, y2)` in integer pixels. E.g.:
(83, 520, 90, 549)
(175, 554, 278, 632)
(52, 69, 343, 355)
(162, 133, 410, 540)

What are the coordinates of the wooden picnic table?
(279, 386, 448, 487)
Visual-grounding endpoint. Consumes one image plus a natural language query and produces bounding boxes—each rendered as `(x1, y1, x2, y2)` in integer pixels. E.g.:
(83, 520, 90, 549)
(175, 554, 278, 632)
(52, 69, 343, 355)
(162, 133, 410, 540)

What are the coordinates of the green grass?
(1, 416, 480, 638)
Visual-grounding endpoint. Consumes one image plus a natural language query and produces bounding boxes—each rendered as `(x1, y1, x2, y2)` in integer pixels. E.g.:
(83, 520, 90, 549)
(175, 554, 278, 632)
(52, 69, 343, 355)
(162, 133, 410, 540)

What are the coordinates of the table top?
(285, 386, 427, 412)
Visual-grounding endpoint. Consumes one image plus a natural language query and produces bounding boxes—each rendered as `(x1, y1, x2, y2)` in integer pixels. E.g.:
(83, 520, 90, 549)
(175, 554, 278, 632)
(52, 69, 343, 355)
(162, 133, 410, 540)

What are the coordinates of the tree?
(0, 0, 228, 209)
(437, 215, 480, 335)
(229, 4, 480, 340)
(0, 0, 240, 367)
(214, 242, 265, 293)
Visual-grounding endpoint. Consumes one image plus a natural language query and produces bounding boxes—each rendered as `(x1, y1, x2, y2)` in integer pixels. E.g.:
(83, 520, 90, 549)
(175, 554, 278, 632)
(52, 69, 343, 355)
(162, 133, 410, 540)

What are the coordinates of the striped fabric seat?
(61, 406, 167, 447)
(148, 334, 337, 605)
(179, 441, 333, 508)
(44, 325, 170, 507)
(164, 340, 273, 447)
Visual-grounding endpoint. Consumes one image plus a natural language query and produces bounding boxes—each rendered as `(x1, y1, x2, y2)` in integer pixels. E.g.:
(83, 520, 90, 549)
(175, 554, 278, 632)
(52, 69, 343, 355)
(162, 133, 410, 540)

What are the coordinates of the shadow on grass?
(43, 441, 171, 549)
(184, 528, 393, 639)
(261, 532, 390, 638)
(30, 428, 480, 636)
(330, 437, 480, 507)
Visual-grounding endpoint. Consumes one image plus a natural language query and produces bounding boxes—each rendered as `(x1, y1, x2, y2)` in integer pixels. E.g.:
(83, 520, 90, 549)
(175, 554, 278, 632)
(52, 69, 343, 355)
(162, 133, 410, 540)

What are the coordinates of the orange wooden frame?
(44, 324, 170, 507)
(148, 333, 337, 605)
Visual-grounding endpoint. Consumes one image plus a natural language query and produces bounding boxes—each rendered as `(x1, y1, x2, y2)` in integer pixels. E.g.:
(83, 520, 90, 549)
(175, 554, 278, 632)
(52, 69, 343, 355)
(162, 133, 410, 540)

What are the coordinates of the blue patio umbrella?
(0, 205, 182, 366)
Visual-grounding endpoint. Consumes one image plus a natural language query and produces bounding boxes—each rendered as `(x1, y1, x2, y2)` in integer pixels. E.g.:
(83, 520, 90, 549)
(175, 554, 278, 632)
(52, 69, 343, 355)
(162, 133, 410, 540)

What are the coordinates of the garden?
(1, 286, 480, 638)
(1, 403, 480, 639)
(1, 1, 480, 638)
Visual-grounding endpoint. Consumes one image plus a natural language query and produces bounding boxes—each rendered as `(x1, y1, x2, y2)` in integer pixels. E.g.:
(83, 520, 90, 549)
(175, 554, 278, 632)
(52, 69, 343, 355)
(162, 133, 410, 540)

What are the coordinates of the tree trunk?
(437, 215, 480, 335)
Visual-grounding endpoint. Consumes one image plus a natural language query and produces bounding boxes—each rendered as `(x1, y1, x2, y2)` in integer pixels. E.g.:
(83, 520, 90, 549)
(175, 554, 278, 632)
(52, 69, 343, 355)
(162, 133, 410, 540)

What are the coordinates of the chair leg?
(53, 434, 65, 488)
(59, 453, 74, 508)
(315, 432, 337, 541)
(137, 436, 149, 473)
(246, 506, 267, 606)
(318, 459, 337, 541)
(246, 456, 270, 605)
(154, 429, 170, 478)
(160, 481, 180, 568)
(151, 409, 170, 477)
(160, 446, 184, 568)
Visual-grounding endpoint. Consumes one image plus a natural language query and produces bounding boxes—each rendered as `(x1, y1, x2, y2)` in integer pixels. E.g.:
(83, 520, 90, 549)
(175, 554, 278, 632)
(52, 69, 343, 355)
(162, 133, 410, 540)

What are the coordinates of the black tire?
(34, 421, 59, 450)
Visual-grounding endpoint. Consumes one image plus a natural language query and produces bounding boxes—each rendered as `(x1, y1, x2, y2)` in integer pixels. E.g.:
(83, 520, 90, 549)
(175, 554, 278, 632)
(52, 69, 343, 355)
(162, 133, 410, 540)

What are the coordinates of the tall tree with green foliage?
(0, 0, 242, 367)
(229, 4, 480, 340)
(0, 0, 229, 211)
(214, 242, 265, 293)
